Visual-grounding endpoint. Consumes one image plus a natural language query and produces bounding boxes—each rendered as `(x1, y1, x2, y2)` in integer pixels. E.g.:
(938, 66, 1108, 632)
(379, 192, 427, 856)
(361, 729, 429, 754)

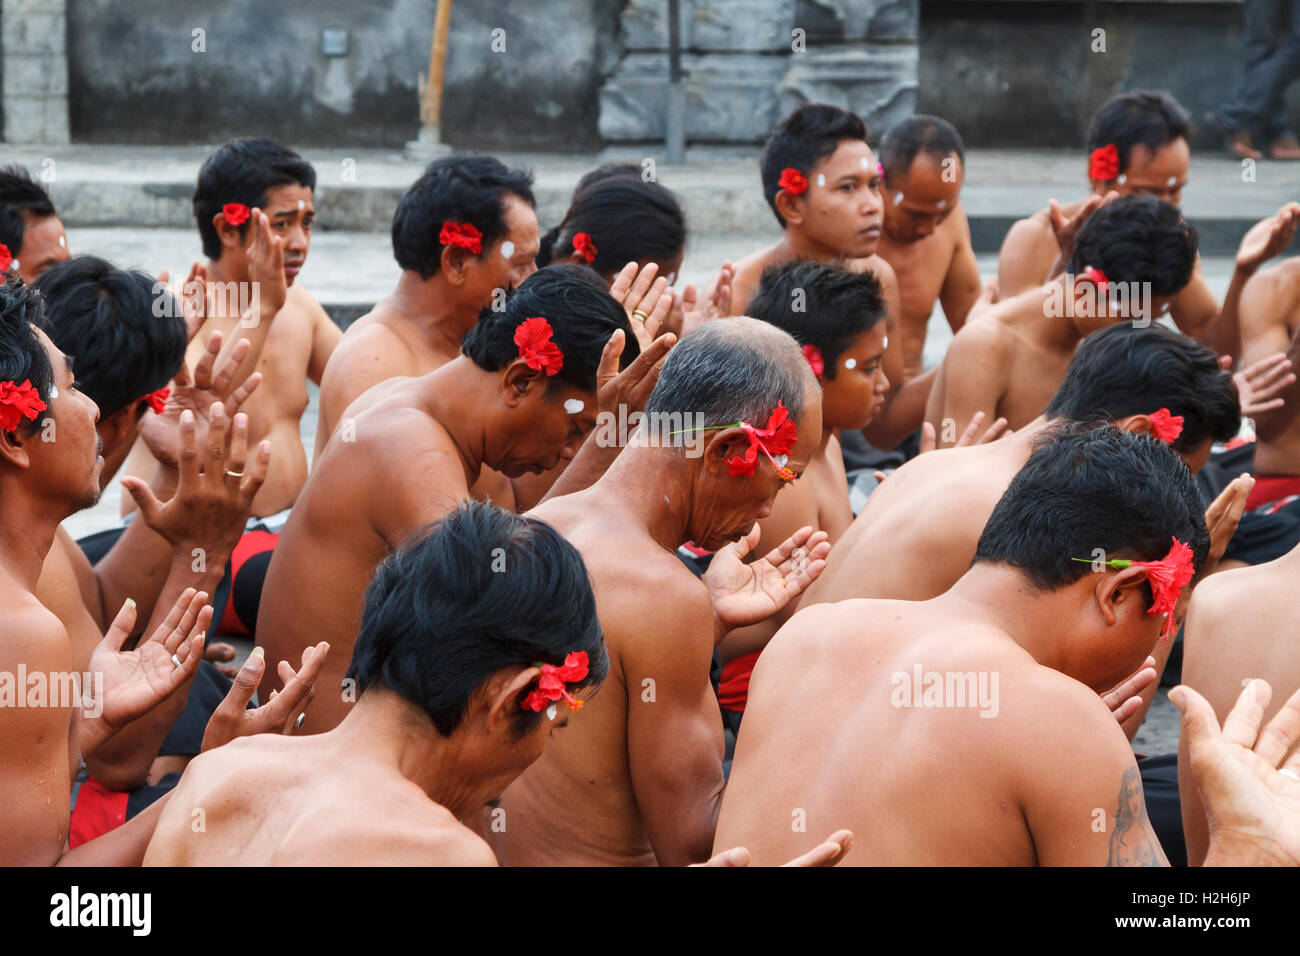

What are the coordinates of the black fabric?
(75, 524, 127, 566)
(1223, 496, 1300, 566)
(125, 771, 183, 819)
(1194, 441, 1255, 505)
(1138, 753, 1186, 866)
(231, 548, 274, 634)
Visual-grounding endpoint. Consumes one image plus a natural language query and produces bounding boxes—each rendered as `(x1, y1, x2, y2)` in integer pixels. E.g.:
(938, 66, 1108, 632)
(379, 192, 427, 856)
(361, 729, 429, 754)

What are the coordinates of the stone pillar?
(2, 0, 71, 143)
(599, 0, 918, 145)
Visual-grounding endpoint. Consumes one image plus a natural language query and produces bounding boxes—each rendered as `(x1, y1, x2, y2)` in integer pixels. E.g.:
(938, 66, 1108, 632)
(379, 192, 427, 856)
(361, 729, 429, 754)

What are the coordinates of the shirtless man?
(874, 115, 983, 380)
(314, 155, 540, 459)
(147, 502, 847, 867)
(926, 195, 1198, 443)
(997, 90, 1300, 362)
(493, 318, 833, 866)
(706, 104, 921, 450)
(1180, 535, 1300, 863)
(716, 426, 1224, 865)
(0, 165, 70, 284)
(31, 258, 267, 794)
(715, 261, 889, 716)
(258, 266, 659, 730)
(124, 137, 340, 519)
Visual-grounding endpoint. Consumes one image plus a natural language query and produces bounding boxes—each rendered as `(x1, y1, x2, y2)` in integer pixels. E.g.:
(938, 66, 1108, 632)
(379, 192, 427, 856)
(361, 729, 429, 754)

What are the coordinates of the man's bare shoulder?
(285, 280, 328, 316)
(0, 585, 71, 665)
(1241, 257, 1300, 323)
(942, 305, 1015, 365)
(326, 317, 422, 384)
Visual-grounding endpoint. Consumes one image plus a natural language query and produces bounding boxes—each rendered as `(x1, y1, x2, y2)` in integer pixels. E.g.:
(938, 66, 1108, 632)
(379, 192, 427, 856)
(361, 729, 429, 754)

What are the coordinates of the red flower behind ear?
(144, 387, 171, 415)
(779, 168, 808, 196)
(802, 345, 824, 377)
(0, 243, 12, 273)
(727, 402, 798, 481)
(0, 379, 47, 431)
(1147, 407, 1184, 444)
(571, 232, 598, 263)
(1089, 144, 1120, 182)
(520, 651, 590, 713)
(514, 316, 564, 376)
(222, 203, 251, 227)
(439, 220, 483, 255)
(1132, 538, 1195, 638)
(1083, 266, 1109, 294)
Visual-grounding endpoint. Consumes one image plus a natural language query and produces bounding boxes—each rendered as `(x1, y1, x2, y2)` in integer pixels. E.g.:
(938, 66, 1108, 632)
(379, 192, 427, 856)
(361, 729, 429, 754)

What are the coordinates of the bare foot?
(1268, 135, 1300, 160)
(204, 640, 239, 679)
(1227, 129, 1262, 160)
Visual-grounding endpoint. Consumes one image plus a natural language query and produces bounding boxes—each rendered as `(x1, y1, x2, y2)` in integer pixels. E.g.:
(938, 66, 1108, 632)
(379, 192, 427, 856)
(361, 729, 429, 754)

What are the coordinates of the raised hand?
(704, 524, 831, 635)
(89, 589, 210, 736)
(122, 403, 271, 557)
(138, 328, 263, 471)
(1236, 202, 1300, 273)
(1231, 352, 1295, 417)
(696, 830, 854, 867)
(1102, 656, 1157, 724)
(918, 411, 1010, 454)
(1173, 679, 1300, 866)
(244, 207, 287, 325)
(1202, 474, 1254, 576)
(610, 261, 674, 351)
(1047, 192, 1117, 278)
(201, 641, 330, 751)
(595, 328, 676, 417)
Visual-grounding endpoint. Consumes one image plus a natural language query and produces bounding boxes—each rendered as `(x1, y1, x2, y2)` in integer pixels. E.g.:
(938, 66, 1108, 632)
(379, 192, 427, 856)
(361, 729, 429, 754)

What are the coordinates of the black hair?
(537, 165, 686, 278)
(1067, 195, 1197, 296)
(878, 114, 965, 181)
(193, 137, 317, 260)
(33, 256, 186, 419)
(461, 264, 639, 392)
(0, 166, 58, 260)
(0, 273, 53, 436)
(392, 153, 536, 280)
(1087, 90, 1193, 176)
(1046, 322, 1239, 453)
(747, 261, 887, 379)
(760, 103, 869, 228)
(646, 317, 808, 432)
(346, 500, 607, 740)
(974, 425, 1209, 605)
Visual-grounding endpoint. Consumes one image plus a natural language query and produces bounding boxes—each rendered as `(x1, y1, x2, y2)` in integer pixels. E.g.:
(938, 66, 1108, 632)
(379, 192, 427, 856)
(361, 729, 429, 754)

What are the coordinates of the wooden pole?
(417, 0, 454, 139)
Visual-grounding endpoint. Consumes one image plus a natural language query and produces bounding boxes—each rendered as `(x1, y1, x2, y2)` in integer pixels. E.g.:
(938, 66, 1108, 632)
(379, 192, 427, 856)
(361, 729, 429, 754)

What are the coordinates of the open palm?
(704, 524, 830, 631)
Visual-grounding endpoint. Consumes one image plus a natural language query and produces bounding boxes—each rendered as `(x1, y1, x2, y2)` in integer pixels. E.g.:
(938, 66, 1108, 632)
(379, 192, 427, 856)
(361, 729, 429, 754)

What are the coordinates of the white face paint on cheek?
(501, 240, 515, 259)
(843, 358, 857, 370)
(48, 384, 59, 399)
(1116, 174, 1127, 185)
(881, 336, 888, 350)
(1166, 176, 1177, 188)
(10, 259, 17, 271)
(58, 235, 66, 248)
(936, 199, 947, 209)
(563, 398, 584, 414)
(893, 193, 904, 206)
(817, 174, 826, 188)
(546, 702, 557, 721)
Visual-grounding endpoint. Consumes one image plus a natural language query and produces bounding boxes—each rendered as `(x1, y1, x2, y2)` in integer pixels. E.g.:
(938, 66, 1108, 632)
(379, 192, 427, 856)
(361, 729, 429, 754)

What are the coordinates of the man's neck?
(940, 563, 1079, 675)
(206, 256, 249, 288)
(0, 485, 66, 591)
(330, 689, 486, 818)
(417, 357, 492, 483)
(595, 443, 694, 553)
(777, 229, 856, 266)
(391, 271, 479, 357)
(1014, 277, 1085, 355)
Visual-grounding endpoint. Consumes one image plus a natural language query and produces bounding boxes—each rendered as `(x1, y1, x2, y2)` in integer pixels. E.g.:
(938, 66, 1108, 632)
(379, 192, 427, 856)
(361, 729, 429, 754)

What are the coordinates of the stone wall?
(2, 0, 70, 143)
(599, 0, 919, 143)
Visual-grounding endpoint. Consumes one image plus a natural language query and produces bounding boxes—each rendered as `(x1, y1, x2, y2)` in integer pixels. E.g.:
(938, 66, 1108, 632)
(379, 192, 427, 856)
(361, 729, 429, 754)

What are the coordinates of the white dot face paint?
(58, 235, 67, 248)
(48, 384, 59, 399)
(297, 199, 306, 211)
(563, 398, 584, 414)
(881, 336, 888, 350)
(893, 192, 904, 206)
(10, 259, 18, 271)
(1166, 176, 1177, 188)
(773, 454, 789, 469)
(936, 199, 947, 209)
(546, 702, 558, 721)
(843, 357, 857, 370)
(501, 240, 515, 259)
(1117, 174, 1127, 185)
(817, 173, 826, 188)
(860, 156, 871, 170)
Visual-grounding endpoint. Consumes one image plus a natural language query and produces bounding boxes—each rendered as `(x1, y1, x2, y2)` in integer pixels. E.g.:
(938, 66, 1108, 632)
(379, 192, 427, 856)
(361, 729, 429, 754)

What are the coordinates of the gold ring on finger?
(631, 309, 649, 323)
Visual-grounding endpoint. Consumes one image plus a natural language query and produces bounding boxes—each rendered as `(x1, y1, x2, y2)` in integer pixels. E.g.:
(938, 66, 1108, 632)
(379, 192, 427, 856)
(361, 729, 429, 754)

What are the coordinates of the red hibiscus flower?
(0, 242, 12, 273)
(514, 316, 564, 376)
(802, 344, 824, 377)
(779, 168, 808, 196)
(439, 220, 483, 255)
(727, 401, 799, 481)
(0, 379, 47, 432)
(144, 386, 171, 415)
(520, 651, 590, 713)
(1084, 265, 1109, 294)
(1132, 538, 1195, 638)
(571, 232, 598, 263)
(222, 203, 251, 227)
(1089, 144, 1121, 182)
(1147, 407, 1184, 444)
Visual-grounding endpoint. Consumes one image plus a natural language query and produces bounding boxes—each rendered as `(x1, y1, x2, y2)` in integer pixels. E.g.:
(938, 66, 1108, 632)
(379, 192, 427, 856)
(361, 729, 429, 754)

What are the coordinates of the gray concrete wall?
(61, 0, 622, 149)
(920, 0, 1299, 151)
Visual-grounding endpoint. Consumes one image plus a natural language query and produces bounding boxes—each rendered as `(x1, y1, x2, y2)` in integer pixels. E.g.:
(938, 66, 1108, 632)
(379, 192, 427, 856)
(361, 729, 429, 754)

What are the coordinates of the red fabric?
(1245, 475, 1300, 512)
(717, 650, 761, 712)
(218, 529, 279, 635)
(69, 776, 128, 847)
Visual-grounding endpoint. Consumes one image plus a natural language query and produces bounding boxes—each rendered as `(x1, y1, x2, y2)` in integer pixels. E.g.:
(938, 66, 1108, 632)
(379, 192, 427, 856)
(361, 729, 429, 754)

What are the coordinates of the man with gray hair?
(491, 317, 832, 866)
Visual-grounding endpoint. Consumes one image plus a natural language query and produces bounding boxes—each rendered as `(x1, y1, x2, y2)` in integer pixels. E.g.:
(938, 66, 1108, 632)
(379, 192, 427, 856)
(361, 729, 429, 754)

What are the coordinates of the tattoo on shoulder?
(1106, 766, 1163, 867)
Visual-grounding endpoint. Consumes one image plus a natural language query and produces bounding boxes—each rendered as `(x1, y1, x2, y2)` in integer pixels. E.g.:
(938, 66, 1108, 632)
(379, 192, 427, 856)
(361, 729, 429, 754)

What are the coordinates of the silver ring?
(1281, 769, 1300, 782)
(224, 469, 244, 479)
(171, 653, 182, 669)
(294, 713, 306, 730)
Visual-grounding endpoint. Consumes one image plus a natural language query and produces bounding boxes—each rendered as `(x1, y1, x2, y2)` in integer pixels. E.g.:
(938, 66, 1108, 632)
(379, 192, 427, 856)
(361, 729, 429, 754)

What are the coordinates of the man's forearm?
(1206, 267, 1251, 363)
(57, 793, 170, 866)
(92, 466, 180, 631)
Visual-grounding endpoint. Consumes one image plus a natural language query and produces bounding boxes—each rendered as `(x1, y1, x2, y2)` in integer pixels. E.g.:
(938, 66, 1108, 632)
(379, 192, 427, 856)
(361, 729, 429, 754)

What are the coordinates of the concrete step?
(7, 145, 1296, 255)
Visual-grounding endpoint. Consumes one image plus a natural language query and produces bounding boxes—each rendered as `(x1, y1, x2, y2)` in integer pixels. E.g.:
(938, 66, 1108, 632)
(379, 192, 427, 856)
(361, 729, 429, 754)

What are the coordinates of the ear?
(500, 359, 545, 408)
(439, 244, 476, 287)
(1092, 564, 1150, 627)
(213, 210, 247, 253)
(100, 402, 144, 447)
(703, 425, 752, 477)
(0, 425, 33, 471)
(483, 666, 542, 734)
(1111, 414, 1155, 439)
(774, 189, 806, 228)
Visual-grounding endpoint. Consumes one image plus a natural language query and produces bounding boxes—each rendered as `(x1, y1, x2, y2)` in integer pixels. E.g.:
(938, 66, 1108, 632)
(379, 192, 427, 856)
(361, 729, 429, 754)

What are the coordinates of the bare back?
(1240, 258, 1300, 475)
